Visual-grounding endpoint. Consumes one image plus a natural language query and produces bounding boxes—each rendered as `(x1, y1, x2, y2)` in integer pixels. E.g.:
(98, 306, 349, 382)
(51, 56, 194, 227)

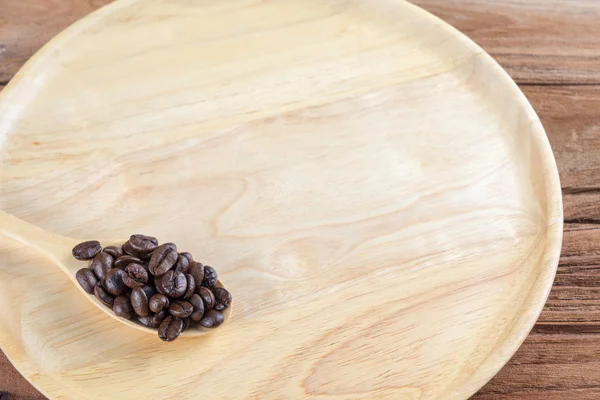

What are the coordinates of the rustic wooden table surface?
(1, 0, 599, 399)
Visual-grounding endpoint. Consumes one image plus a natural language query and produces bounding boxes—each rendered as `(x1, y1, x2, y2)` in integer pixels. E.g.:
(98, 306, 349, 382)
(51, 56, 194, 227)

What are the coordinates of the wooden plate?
(0, 0, 563, 399)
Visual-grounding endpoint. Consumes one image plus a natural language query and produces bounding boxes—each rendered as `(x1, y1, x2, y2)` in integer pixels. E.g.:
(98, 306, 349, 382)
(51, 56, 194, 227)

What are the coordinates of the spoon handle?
(0, 209, 75, 262)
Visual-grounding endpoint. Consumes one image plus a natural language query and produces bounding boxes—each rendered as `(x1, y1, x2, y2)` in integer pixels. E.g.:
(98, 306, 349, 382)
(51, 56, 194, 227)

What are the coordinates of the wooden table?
(0, 1, 598, 399)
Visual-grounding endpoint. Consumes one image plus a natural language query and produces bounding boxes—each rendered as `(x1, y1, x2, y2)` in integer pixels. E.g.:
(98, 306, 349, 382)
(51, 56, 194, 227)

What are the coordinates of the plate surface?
(0, 0, 562, 399)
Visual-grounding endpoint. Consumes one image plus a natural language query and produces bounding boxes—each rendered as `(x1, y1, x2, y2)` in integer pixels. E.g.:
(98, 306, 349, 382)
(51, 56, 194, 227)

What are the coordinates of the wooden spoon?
(0, 209, 231, 337)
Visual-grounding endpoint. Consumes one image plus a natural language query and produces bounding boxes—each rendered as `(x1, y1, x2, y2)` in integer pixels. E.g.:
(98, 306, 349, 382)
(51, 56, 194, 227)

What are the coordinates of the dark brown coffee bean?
(202, 265, 218, 289)
(174, 254, 190, 273)
(114, 255, 143, 269)
(158, 270, 187, 298)
(122, 263, 149, 288)
(169, 300, 193, 318)
(182, 318, 190, 331)
(141, 284, 156, 299)
(128, 234, 158, 257)
(183, 274, 195, 299)
(72, 241, 102, 260)
(198, 286, 216, 311)
(180, 252, 193, 263)
(213, 287, 232, 311)
(137, 315, 159, 328)
(189, 294, 205, 322)
(158, 316, 183, 342)
(152, 309, 169, 326)
(113, 295, 134, 319)
(189, 261, 204, 290)
(149, 294, 170, 313)
(89, 252, 114, 281)
(199, 310, 224, 328)
(148, 243, 178, 276)
(163, 242, 177, 252)
(131, 286, 151, 317)
(103, 246, 123, 259)
(94, 284, 115, 308)
(76, 268, 98, 294)
(104, 268, 128, 296)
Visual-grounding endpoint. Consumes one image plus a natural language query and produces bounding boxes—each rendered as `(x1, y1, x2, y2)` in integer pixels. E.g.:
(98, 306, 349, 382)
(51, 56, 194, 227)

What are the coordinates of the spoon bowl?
(0, 209, 231, 337)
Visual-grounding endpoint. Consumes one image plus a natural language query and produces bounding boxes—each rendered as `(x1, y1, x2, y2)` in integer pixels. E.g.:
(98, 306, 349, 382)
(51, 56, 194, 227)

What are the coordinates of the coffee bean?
(137, 315, 159, 328)
(189, 294, 205, 322)
(148, 243, 178, 276)
(94, 284, 115, 307)
(113, 295, 134, 319)
(169, 300, 193, 318)
(202, 265, 218, 289)
(89, 252, 114, 281)
(158, 316, 183, 342)
(72, 237, 231, 341)
(103, 245, 123, 259)
(131, 286, 151, 317)
(149, 294, 170, 313)
(189, 261, 204, 290)
(128, 234, 158, 257)
(199, 310, 224, 328)
(198, 286, 216, 311)
(213, 287, 232, 311)
(152, 309, 169, 326)
(72, 241, 102, 260)
(122, 263, 149, 288)
(158, 270, 187, 298)
(174, 254, 190, 273)
(114, 255, 143, 269)
(76, 268, 98, 294)
(104, 268, 128, 296)
(180, 252, 194, 263)
(183, 274, 195, 299)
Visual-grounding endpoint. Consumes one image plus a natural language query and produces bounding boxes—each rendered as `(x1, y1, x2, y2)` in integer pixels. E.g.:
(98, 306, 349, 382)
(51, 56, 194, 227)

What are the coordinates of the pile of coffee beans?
(72, 235, 232, 341)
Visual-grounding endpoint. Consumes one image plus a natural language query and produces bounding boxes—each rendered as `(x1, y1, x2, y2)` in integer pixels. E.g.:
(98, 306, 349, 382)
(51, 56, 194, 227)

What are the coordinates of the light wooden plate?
(0, 0, 563, 399)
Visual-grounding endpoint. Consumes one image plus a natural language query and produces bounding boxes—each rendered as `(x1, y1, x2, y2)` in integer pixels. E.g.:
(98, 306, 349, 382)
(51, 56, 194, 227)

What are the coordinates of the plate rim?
(0, 0, 564, 399)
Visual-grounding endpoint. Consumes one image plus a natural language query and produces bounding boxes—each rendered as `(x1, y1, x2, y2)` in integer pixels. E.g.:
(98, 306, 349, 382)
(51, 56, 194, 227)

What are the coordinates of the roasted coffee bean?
(183, 274, 195, 299)
(128, 234, 158, 257)
(141, 284, 156, 299)
(76, 268, 98, 294)
(158, 270, 187, 298)
(148, 243, 178, 276)
(169, 300, 193, 318)
(152, 309, 169, 326)
(131, 286, 151, 317)
(189, 294, 205, 322)
(163, 242, 177, 252)
(137, 315, 159, 328)
(198, 286, 216, 311)
(180, 252, 193, 264)
(72, 241, 102, 260)
(182, 318, 190, 331)
(122, 263, 149, 288)
(189, 261, 204, 290)
(174, 254, 190, 273)
(94, 284, 115, 307)
(149, 294, 170, 313)
(199, 310, 224, 328)
(213, 287, 232, 311)
(113, 295, 134, 319)
(104, 268, 129, 296)
(89, 252, 114, 281)
(202, 265, 218, 289)
(103, 245, 123, 259)
(114, 255, 143, 269)
(158, 316, 183, 342)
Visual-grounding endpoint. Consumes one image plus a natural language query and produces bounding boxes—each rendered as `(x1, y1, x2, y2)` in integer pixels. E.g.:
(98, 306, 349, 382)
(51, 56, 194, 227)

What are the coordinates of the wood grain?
(412, 0, 600, 84)
(0, 0, 598, 399)
(0, 0, 562, 399)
